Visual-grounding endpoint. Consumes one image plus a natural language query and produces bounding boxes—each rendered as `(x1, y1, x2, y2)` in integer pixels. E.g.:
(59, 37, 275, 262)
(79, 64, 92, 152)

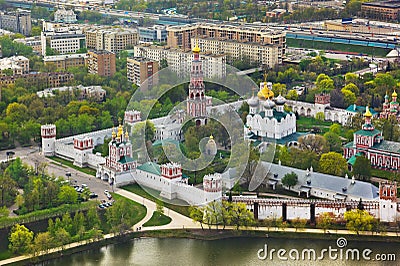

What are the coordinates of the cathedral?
(380, 90, 400, 122)
(96, 124, 137, 186)
(245, 82, 297, 140)
(344, 106, 400, 171)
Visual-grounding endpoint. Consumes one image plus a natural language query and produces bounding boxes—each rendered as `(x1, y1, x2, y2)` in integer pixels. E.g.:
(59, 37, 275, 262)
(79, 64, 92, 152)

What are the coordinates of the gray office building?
(0, 9, 31, 36)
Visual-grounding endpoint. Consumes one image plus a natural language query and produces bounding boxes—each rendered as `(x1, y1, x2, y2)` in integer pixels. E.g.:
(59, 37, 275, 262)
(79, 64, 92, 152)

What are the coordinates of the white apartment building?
(192, 37, 280, 67)
(0, 55, 29, 75)
(41, 29, 86, 56)
(85, 27, 138, 54)
(133, 44, 226, 78)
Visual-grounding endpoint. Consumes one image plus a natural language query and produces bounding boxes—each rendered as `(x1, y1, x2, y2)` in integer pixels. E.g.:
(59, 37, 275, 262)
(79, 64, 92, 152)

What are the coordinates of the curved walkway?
(115, 189, 199, 230)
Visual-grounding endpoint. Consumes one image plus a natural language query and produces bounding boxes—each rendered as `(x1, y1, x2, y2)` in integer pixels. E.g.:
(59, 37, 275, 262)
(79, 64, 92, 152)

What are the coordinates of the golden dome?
(392, 90, 397, 98)
(117, 124, 123, 138)
(112, 127, 116, 138)
(364, 106, 372, 118)
(192, 43, 200, 53)
(125, 130, 129, 141)
(209, 135, 213, 140)
(257, 84, 274, 100)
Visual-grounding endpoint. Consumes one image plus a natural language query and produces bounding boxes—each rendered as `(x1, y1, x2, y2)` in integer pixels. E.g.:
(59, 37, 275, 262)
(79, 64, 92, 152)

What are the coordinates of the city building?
(138, 25, 167, 43)
(0, 9, 31, 36)
(133, 44, 226, 78)
(43, 53, 87, 70)
(380, 90, 399, 122)
(41, 29, 86, 56)
(126, 57, 159, 89)
(85, 27, 138, 53)
(37, 85, 106, 102)
(343, 106, 400, 171)
(0, 72, 73, 88)
(187, 43, 207, 126)
(245, 82, 296, 140)
(192, 37, 281, 67)
(361, 1, 400, 21)
(166, 22, 285, 65)
(14, 36, 41, 54)
(87, 50, 116, 77)
(0, 56, 29, 75)
(54, 7, 77, 23)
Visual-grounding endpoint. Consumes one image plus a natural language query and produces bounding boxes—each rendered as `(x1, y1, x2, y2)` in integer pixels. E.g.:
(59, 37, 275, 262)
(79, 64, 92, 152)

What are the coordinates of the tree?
(341, 88, 356, 105)
(281, 172, 298, 190)
(291, 217, 307, 232)
(189, 205, 204, 230)
(298, 134, 328, 154)
(315, 74, 334, 92)
(323, 131, 342, 153)
(344, 209, 374, 235)
(156, 200, 164, 215)
(286, 89, 298, 101)
(317, 212, 334, 233)
(86, 207, 100, 229)
(230, 202, 255, 230)
(53, 227, 71, 250)
(8, 224, 34, 254)
(342, 83, 359, 96)
(353, 155, 371, 181)
(106, 199, 137, 235)
(57, 185, 78, 204)
(315, 112, 325, 123)
(319, 152, 347, 176)
(0, 206, 8, 218)
(32, 232, 53, 256)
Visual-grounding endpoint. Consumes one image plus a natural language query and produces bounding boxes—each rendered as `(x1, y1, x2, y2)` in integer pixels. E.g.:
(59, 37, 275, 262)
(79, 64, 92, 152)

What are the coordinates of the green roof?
(343, 141, 354, 148)
(137, 162, 161, 175)
(354, 128, 381, 137)
(347, 152, 363, 165)
(119, 156, 135, 164)
(373, 140, 400, 154)
(272, 110, 290, 122)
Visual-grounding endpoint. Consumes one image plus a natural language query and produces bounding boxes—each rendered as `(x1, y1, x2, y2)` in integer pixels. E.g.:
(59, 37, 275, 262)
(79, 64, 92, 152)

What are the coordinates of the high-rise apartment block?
(127, 57, 159, 89)
(0, 9, 31, 36)
(133, 44, 226, 78)
(87, 50, 116, 77)
(85, 27, 138, 53)
(167, 23, 285, 66)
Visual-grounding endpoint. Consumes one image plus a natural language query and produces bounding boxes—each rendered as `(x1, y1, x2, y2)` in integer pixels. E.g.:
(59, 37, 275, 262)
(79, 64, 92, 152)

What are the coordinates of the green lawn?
(371, 169, 398, 180)
(143, 211, 171, 227)
(111, 193, 147, 225)
(48, 156, 97, 176)
(122, 184, 190, 217)
(296, 116, 333, 134)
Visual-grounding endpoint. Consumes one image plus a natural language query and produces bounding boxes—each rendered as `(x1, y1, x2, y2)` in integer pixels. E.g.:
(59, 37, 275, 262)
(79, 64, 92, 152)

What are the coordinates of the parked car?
(89, 193, 98, 199)
(106, 193, 112, 200)
(104, 190, 109, 195)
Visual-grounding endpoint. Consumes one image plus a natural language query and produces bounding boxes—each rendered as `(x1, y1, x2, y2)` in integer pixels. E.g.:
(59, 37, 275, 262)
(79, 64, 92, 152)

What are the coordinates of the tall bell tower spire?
(187, 40, 207, 126)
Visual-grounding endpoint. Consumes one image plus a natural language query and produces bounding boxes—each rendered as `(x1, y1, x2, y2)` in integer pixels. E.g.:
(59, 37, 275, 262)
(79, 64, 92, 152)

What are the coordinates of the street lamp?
(66, 171, 71, 183)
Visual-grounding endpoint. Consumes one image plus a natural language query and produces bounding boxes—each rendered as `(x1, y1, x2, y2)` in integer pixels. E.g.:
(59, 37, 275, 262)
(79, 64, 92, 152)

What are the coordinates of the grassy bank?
(0, 201, 98, 229)
(143, 211, 171, 227)
(287, 38, 390, 57)
(48, 156, 96, 176)
(111, 193, 147, 225)
(122, 184, 190, 217)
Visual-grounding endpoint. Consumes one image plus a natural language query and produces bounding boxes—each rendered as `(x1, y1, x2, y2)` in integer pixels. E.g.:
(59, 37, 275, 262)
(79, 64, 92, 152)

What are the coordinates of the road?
(22, 150, 113, 203)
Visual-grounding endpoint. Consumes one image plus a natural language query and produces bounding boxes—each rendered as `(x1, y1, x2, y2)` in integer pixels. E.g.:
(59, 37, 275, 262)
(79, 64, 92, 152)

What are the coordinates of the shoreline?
(3, 228, 400, 265)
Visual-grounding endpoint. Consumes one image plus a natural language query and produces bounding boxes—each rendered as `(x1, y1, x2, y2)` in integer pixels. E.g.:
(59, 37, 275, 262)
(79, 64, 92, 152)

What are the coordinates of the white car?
(104, 190, 109, 195)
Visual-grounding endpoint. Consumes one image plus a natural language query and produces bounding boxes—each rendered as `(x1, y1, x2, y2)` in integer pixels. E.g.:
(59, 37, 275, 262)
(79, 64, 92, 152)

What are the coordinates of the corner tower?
(187, 42, 207, 126)
(41, 124, 56, 156)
